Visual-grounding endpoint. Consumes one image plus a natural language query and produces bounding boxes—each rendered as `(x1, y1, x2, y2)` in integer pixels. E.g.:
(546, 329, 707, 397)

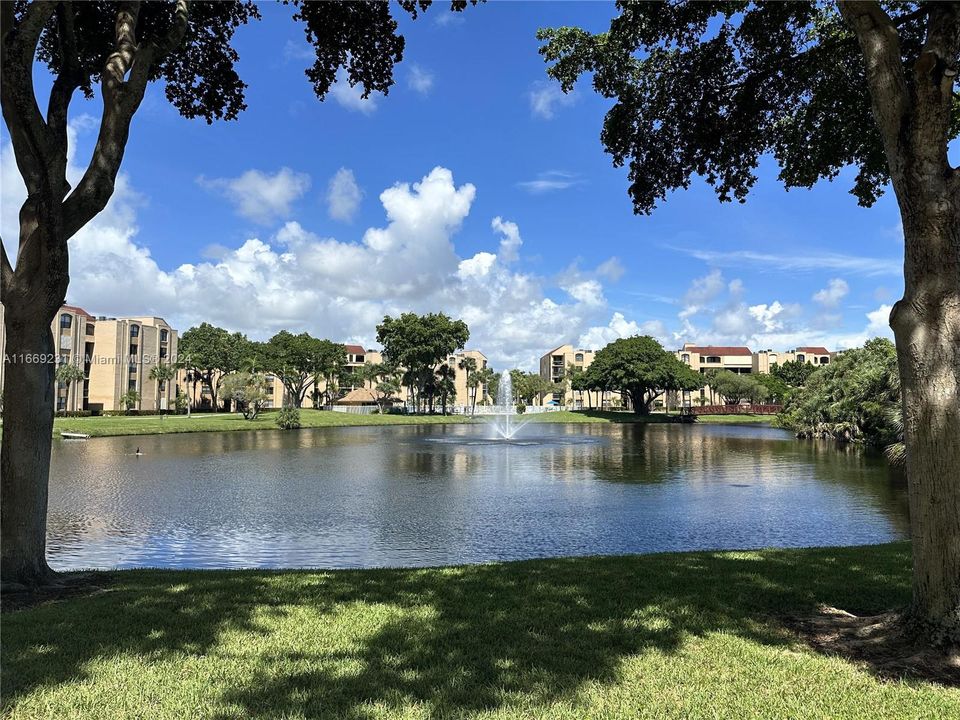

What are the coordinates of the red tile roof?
(796, 346, 830, 355)
(61, 304, 93, 318)
(685, 346, 752, 357)
(343, 344, 366, 355)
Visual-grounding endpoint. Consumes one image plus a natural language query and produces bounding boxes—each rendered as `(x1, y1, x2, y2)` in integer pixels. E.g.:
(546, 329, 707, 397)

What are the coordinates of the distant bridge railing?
(688, 404, 782, 415)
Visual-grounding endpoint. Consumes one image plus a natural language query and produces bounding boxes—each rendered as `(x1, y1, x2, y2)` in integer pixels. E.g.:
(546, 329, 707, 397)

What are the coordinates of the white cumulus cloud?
(813, 278, 849, 308)
(329, 69, 379, 114)
(198, 167, 310, 225)
(326, 168, 363, 222)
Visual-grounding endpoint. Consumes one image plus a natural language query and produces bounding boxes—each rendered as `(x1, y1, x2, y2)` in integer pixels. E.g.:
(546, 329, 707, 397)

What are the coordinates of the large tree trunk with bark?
(1, 304, 59, 586)
(840, 0, 960, 644)
(893, 210, 960, 645)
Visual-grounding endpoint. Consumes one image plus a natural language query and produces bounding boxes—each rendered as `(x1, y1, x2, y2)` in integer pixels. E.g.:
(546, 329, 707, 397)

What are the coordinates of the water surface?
(47, 422, 908, 569)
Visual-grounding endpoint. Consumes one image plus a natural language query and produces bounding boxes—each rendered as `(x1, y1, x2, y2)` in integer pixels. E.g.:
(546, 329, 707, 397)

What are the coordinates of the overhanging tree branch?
(838, 1, 911, 175)
(62, 1, 191, 239)
(1, 1, 58, 194)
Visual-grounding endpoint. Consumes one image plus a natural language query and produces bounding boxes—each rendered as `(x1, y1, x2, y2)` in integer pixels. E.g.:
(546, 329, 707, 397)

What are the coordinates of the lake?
(47, 422, 909, 570)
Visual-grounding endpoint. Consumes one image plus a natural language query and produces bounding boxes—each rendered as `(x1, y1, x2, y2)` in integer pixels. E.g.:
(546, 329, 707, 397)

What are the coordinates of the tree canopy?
(586, 336, 702, 415)
(778, 338, 901, 447)
(772, 359, 819, 388)
(706, 370, 769, 405)
(376, 312, 469, 413)
(178, 323, 250, 410)
(259, 331, 344, 409)
(538, 1, 959, 215)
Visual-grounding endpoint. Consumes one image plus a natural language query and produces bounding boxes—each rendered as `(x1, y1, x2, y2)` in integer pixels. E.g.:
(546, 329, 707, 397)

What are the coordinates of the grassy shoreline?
(4, 543, 955, 718)
(49, 408, 774, 438)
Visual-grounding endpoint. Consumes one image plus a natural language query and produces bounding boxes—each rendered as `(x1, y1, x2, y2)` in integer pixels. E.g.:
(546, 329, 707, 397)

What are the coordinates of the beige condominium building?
(86, 314, 179, 412)
(674, 344, 754, 408)
(538, 344, 620, 409)
(0, 302, 179, 413)
(441, 349, 489, 408)
(752, 346, 833, 373)
(286, 346, 487, 410)
(676, 343, 835, 408)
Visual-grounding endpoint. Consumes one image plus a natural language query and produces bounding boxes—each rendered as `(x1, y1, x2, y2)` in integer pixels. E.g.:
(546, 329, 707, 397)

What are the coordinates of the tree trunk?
(1, 305, 57, 586)
(893, 216, 960, 645)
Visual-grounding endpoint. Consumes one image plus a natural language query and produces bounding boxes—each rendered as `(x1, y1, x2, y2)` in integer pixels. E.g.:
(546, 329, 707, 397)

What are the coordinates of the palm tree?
(458, 356, 478, 414)
(436, 364, 457, 415)
(54, 362, 85, 412)
(149, 362, 177, 415)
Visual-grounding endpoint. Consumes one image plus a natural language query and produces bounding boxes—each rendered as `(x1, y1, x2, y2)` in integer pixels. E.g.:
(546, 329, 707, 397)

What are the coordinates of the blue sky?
(2, 1, 909, 369)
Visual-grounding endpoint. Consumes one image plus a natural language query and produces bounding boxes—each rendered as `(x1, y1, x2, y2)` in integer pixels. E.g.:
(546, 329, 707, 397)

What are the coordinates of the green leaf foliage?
(376, 312, 469, 412)
(32, 1, 478, 123)
(538, 2, 957, 214)
(777, 338, 901, 446)
(586, 336, 702, 415)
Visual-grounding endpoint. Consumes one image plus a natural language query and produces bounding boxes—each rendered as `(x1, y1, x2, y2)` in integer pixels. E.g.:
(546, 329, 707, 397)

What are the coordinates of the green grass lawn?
(50, 409, 773, 437)
(3, 543, 956, 719)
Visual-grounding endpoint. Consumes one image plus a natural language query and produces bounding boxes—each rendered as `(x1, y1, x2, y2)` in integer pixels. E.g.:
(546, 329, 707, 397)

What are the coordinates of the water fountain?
(488, 370, 530, 440)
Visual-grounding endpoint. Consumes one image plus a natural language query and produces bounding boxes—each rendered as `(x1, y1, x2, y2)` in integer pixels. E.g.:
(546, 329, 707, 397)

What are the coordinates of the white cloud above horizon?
(669, 247, 901, 277)
(326, 168, 363, 222)
(329, 69, 379, 114)
(198, 167, 310, 225)
(517, 170, 582, 194)
(407, 64, 434, 96)
(528, 82, 576, 120)
(1, 121, 897, 370)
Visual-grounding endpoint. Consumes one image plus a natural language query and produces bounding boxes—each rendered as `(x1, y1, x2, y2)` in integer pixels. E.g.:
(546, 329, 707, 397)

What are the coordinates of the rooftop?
(61, 304, 94, 319)
(683, 345, 753, 357)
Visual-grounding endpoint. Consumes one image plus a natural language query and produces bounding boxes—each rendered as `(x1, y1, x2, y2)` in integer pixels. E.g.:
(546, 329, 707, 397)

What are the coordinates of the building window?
(575, 353, 584, 362)
(796, 354, 805, 362)
(706, 356, 721, 363)
(160, 329, 168, 342)
(129, 344, 138, 357)
(128, 378, 137, 390)
(130, 324, 140, 338)
(681, 353, 690, 363)
(85, 323, 95, 336)
(60, 314, 72, 329)
(820, 356, 830, 365)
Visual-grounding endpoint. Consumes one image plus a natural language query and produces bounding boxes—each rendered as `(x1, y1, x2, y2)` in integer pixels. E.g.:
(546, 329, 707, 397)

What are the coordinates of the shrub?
(515, 404, 526, 414)
(276, 407, 301, 430)
(55, 410, 92, 418)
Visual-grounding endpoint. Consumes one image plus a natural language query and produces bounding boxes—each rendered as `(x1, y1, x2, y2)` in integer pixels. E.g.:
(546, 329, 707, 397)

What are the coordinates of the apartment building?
(440, 349, 489, 407)
(537, 344, 622, 409)
(85, 315, 179, 412)
(752, 346, 833, 373)
(535, 340, 836, 411)
(674, 344, 753, 408)
(540, 344, 593, 407)
(0, 302, 180, 412)
(53, 306, 99, 412)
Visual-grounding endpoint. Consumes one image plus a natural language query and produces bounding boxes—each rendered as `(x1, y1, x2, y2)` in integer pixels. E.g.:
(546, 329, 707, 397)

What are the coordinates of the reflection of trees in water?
(802, 439, 910, 536)
(568, 425, 790, 485)
(554, 426, 909, 535)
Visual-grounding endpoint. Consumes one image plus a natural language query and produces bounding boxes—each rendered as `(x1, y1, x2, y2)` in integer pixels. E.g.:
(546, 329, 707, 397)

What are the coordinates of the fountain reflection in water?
(488, 370, 531, 439)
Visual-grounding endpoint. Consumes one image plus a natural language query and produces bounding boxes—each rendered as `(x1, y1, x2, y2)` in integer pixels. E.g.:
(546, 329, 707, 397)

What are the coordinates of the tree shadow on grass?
(3, 544, 916, 718)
